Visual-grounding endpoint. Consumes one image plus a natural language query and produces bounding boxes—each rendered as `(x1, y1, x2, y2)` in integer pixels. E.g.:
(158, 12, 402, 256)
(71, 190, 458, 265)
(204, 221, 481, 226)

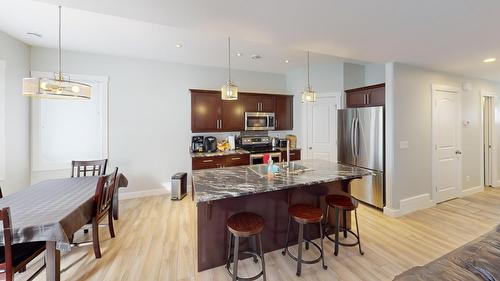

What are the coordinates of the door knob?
(455, 150, 462, 155)
(308, 147, 312, 150)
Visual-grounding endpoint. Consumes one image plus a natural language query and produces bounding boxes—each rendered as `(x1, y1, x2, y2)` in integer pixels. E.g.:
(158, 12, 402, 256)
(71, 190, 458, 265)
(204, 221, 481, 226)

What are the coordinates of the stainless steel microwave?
(245, 112, 275, 131)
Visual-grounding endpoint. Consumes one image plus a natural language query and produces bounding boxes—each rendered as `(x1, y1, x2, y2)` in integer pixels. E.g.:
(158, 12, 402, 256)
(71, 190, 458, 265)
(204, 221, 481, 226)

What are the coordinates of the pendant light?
(22, 6, 91, 99)
(301, 51, 316, 103)
(221, 36, 238, 100)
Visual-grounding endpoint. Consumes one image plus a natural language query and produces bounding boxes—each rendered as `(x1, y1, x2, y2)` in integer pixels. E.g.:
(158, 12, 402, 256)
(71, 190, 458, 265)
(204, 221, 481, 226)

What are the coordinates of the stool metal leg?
(282, 217, 291, 256)
(355, 209, 364, 255)
(232, 236, 239, 281)
(334, 207, 340, 256)
(342, 210, 348, 238)
(318, 222, 327, 270)
(305, 226, 310, 250)
(296, 223, 304, 276)
(258, 233, 267, 281)
(252, 236, 258, 263)
(226, 233, 233, 269)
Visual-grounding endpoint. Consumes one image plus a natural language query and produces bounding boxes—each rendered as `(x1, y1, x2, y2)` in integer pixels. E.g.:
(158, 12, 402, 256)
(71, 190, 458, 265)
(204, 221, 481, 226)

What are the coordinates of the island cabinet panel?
(192, 156, 224, 170)
(345, 83, 385, 108)
(275, 95, 293, 130)
(281, 149, 301, 162)
(224, 154, 250, 167)
(191, 91, 221, 132)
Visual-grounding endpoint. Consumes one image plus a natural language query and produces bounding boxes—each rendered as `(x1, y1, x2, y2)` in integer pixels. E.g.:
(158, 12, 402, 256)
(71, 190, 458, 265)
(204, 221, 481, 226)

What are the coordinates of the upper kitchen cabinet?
(190, 89, 293, 132)
(240, 93, 275, 112)
(345, 83, 385, 108)
(275, 95, 293, 130)
(191, 90, 221, 132)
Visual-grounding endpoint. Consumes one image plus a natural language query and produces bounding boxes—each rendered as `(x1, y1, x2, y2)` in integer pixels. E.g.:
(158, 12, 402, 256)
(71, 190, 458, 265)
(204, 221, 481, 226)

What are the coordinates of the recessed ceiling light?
(250, 54, 262, 60)
(27, 32, 42, 38)
(483, 57, 496, 63)
(176, 43, 183, 48)
(236, 52, 242, 57)
(285, 59, 289, 63)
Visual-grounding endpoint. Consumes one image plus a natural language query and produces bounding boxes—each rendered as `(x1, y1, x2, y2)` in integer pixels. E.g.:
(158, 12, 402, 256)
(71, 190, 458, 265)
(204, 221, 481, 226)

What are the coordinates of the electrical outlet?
(399, 141, 409, 149)
(466, 176, 470, 182)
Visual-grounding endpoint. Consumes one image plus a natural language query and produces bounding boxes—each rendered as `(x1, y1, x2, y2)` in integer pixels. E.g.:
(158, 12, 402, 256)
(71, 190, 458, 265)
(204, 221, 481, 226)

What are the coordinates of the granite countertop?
(192, 159, 372, 204)
(191, 149, 250, 158)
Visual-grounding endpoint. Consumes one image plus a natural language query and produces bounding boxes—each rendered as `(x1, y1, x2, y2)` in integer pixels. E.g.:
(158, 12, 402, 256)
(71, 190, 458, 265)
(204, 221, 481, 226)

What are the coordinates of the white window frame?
(30, 71, 109, 172)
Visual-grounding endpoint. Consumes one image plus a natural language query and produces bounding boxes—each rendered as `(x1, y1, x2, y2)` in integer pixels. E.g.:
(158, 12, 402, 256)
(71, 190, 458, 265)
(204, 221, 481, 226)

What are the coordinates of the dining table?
(0, 174, 128, 281)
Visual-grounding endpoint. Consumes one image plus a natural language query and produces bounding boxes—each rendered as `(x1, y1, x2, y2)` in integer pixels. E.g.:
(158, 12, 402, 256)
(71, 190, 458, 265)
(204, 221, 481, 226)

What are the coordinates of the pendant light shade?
(301, 51, 316, 103)
(23, 6, 91, 100)
(221, 37, 238, 100)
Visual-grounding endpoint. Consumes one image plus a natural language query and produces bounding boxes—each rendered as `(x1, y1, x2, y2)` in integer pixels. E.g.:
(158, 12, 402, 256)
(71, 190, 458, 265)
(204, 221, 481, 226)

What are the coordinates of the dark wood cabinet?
(192, 156, 225, 170)
(281, 149, 301, 162)
(275, 95, 293, 130)
(192, 154, 250, 170)
(191, 91, 221, 132)
(345, 83, 385, 108)
(240, 93, 275, 112)
(190, 89, 292, 133)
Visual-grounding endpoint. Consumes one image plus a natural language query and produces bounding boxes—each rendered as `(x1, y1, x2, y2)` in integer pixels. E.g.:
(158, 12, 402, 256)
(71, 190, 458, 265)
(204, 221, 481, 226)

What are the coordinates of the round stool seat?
(227, 212, 265, 237)
(288, 204, 323, 224)
(325, 194, 359, 211)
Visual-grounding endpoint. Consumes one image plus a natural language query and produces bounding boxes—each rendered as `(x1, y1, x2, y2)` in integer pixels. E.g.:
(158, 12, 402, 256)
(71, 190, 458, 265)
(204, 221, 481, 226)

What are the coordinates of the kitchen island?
(192, 159, 371, 272)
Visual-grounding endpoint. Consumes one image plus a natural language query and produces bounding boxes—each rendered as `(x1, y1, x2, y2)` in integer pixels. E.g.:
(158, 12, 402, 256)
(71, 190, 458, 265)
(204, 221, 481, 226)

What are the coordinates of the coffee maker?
(191, 136, 204, 152)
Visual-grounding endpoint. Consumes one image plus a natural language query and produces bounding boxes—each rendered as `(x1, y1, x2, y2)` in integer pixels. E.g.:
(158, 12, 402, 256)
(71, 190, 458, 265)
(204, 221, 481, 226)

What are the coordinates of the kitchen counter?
(194, 159, 372, 272)
(192, 159, 370, 203)
(190, 149, 250, 158)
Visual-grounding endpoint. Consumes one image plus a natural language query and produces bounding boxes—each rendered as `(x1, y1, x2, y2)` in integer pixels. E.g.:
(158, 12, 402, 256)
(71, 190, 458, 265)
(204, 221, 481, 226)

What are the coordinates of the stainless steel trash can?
(171, 172, 187, 200)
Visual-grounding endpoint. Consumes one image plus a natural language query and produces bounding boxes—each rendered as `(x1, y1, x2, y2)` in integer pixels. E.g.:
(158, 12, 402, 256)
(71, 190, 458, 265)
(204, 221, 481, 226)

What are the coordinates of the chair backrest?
(71, 159, 108, 178)
(94, 168, 118, 217)
(0, 207, 13, 280)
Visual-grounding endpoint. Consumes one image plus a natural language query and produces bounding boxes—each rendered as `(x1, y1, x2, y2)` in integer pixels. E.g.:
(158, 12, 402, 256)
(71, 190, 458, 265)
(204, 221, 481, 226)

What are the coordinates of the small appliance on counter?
(227, 135, 236, 150)
(171, 172, 187, 200)
(286, 134, 297, 149)
(204, 136, 217, 152)
(278, 138, 288, 148)
(191, 136, 204, 152)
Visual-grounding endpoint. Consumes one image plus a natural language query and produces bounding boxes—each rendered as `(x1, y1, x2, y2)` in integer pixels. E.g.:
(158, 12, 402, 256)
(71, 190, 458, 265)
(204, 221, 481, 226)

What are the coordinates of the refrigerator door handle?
(353, 117, 359, 159)
(351, 117, 356, 161)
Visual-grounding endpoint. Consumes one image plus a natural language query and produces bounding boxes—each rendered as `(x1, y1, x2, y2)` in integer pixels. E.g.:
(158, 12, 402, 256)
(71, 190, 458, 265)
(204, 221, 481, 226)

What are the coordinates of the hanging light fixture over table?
(221, 36, 238, 100)
(302, 51, 316, 103)
(22, 6, 91, 99)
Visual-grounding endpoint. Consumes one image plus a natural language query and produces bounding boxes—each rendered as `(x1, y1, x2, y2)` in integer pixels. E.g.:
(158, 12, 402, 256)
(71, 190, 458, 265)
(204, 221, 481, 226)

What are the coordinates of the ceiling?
(1, 0, 500, 80)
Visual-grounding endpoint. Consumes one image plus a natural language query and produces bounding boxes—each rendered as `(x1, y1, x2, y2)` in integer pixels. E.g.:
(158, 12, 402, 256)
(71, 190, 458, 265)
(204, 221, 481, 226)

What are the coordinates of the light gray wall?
(388, 62, 500, 209)
(365, 63, 385, 85)
(30, 47, 287, 194)
(343, 63, 365, 90)
(286, 61, 344, 149)
(0, 31, 31, 195)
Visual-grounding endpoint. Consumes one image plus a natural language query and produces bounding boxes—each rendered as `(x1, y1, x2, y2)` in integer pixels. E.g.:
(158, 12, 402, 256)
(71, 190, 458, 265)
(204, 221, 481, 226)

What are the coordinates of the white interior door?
(482, 95, 497, 187)
(432, 86, 461, 203)
(306, 94, 340, 161)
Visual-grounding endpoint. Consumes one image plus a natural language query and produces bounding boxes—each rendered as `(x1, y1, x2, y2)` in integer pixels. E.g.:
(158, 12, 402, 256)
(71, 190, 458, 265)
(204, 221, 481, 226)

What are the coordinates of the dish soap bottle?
(267, 158, 274, 178)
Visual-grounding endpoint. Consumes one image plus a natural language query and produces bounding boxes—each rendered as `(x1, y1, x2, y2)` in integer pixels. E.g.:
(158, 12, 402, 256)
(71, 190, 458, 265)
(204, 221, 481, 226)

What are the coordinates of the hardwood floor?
(22, 188, 500, 281)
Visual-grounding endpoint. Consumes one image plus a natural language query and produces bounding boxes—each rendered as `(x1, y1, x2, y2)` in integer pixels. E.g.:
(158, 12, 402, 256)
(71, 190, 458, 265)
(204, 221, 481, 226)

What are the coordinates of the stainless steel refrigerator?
(338, 106, 384, 209)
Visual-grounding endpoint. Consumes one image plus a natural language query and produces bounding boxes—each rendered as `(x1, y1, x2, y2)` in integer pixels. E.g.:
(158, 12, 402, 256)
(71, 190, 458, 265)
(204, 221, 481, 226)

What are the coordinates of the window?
(31, 72, 108, 171)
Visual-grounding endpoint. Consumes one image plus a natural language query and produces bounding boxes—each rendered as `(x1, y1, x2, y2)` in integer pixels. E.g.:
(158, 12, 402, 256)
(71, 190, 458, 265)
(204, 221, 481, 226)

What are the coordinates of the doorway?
(432, 85, 462, 203)
(482, 94, 496, 187)
(305, 93, 340, 162)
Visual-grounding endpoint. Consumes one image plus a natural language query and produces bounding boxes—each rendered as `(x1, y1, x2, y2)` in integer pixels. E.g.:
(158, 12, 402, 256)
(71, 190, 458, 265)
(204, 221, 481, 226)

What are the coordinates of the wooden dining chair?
(0, 207, 46, 281)
(71, 159, 108, 177)
(91, 167, 118, 258)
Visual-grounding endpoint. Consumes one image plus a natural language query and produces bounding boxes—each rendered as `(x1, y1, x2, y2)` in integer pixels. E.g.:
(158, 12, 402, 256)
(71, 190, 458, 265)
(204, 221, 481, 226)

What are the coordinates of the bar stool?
(282, 204, 327, 276)
(324, 193, 364, 256)
(226, 212, 267, 281)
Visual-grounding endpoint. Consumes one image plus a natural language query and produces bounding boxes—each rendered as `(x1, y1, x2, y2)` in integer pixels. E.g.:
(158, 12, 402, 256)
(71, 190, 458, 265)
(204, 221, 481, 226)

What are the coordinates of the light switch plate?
(400, 141, 409, 149)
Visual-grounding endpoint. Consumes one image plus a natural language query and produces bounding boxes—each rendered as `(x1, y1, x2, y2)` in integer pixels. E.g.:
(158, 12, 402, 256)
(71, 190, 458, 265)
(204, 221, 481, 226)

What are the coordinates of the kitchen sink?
(249, 162, 312, 177)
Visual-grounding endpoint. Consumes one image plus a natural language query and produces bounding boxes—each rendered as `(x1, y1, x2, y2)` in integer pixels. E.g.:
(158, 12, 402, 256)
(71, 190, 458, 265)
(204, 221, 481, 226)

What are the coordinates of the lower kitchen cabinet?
(192, 154, 250, 170)
(281, 149, 301, 162)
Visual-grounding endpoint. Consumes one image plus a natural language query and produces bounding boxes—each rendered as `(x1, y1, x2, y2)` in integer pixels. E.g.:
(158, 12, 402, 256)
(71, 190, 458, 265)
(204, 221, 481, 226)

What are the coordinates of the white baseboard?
(383, 193, 435, 217)
(461, 185, 483, 197)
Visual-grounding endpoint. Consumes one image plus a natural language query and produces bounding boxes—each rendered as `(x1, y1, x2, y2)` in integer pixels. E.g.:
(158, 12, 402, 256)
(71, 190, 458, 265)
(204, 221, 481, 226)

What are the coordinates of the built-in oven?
(250, 152, 281, 165)
(245, 112, 275, 131)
